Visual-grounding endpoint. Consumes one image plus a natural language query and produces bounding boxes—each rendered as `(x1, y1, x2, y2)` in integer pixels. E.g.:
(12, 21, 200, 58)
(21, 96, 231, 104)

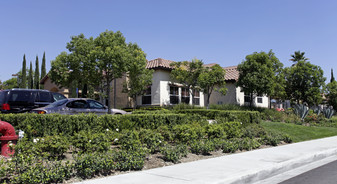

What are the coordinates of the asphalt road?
(280, 159, 337, 184)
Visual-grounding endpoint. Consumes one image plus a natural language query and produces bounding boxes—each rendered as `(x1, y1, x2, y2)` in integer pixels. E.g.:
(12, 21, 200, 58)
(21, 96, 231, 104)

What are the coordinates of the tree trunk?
(133, 96, 137, 110)
(82, 84, 88, 98)
(107, 77, 112, 114)
(191, 89, 195, 106)
(250, 93, 253, 110)
(206, 93, 210, 109)
(113, 79, 117, 109)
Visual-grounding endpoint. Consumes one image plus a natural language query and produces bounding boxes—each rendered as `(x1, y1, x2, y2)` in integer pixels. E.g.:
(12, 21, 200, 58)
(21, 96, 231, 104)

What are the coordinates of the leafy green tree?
(198, 64, 227, 109)
(34, 56, 40, 89)
(268, 50, 285, 103)
(237, 51, 281, 108)
(93, 30, 132, 113)
(50, 34, 99, 98)
(122, 44, 153, 109)
(20, 54, 27, 88)
(51, 30, 148, 113)
(290, 50, 309, 64)
(326, 81, 337, 110)
(2, 78, 18, 89)
(283, 61, 325, 106)
(28, 61, 34, 89)
(170, 58, 204, 104)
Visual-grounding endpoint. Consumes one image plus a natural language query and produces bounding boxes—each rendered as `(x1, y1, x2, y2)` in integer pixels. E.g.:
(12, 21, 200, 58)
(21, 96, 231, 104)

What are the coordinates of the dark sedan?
(32, 98, 128, 115)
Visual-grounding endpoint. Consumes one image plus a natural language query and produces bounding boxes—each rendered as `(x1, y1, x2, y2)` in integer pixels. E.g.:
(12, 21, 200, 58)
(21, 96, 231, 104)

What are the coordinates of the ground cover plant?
(0, 111, 292, 183)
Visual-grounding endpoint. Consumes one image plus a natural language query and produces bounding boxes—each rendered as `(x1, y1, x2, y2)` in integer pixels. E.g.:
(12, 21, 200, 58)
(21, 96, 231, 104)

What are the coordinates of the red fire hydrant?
(0, 121, 19, 157)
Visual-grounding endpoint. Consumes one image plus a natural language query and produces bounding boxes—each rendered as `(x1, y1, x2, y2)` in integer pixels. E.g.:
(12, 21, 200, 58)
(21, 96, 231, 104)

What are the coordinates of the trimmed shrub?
(71, 131, 114, 153)
(172, 123, 205, 143)
(74, 152, 116, 179)
(190, 140, 215, 155)
(139, 129, 165, 153)
(174, 109, 261, 124)
(160, 144, 189, 163)
(0, 113, 206, 139)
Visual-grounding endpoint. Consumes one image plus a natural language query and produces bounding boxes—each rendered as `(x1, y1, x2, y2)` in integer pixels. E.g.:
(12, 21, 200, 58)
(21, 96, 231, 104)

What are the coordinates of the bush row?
(0, 121, 292, 183)
(174, 109, 261, 124)
(0, 113, 207, 139)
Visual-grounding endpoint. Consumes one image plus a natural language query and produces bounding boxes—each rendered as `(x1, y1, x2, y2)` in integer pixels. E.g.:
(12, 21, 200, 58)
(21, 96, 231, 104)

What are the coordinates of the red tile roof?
(146, 58, 239, 81)
(146, 58, 175, 70)
(223, 66, 239, 81)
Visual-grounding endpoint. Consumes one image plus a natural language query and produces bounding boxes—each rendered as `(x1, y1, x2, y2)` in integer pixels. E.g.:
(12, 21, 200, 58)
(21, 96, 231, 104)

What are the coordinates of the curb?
(222, 148, 337, 184)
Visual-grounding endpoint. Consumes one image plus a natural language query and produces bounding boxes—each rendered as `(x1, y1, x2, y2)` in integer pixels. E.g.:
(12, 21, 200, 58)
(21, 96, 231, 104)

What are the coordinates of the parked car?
(31, 98, 128, 115)
(0, 89, 67, 113)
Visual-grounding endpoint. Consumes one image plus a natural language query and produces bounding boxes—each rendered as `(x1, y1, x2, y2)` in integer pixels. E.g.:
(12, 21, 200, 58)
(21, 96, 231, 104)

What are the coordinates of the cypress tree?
(41, 52, 46, 79)
(34, 56, 40, 89)
(28, 61, 33, 89)
(20, 54, 27, 88)
(41, 52, 46, 89)
(331, 68, 335, 83)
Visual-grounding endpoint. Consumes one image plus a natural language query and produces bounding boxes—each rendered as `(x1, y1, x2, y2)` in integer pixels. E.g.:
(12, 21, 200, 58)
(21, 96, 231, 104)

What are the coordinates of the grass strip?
(261, 121, 337, 142)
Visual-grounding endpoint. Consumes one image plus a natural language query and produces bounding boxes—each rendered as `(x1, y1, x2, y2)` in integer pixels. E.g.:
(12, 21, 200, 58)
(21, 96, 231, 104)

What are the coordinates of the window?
(192, 90, 200, 105)
(170, 86, 179, 104)
(88, 100, 105, 109)
(46, 99, 68, 108)
(66, 100, 88, 108)
(36, 92, 52, 102)
(181, 88, 190, 104)
(142, 86, 151, 105)
(52, 92, 66, 101)
(244, 95, 251, 103)
(257, 97, 263, 103)
(0, 91, 7, 104)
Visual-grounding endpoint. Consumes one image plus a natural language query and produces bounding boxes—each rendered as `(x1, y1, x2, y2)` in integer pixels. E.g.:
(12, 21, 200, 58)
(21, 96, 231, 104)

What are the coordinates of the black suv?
(0, 89, 66, 113)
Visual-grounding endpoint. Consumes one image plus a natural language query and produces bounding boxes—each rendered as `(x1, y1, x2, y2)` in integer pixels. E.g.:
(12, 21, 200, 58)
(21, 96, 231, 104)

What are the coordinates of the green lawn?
(261, 121, 337, 142)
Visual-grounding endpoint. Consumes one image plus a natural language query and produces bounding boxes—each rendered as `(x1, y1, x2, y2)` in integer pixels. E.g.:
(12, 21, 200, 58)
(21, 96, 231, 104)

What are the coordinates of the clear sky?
(1, 0, 336, 82)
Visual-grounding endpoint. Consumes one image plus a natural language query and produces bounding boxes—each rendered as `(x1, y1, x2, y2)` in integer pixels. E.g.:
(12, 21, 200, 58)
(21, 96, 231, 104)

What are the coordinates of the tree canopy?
(2, 78, 18, 89)
(34, 56, 40, 89)
(283, 61, 325, 106)
(122, 44, 153, 109)
(290, 50, 309, 64)
(28, 61, 33, 89)
(198, 64, 227, 109)
(170, 58, 204, 104)
(51, 30, 148, 113)
(326, 81, 337, 110)
(20, 54, 27, 88)
(237, 50, 282, 108)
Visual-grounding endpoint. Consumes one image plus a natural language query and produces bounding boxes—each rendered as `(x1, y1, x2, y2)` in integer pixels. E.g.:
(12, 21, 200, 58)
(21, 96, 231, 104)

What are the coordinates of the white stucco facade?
(140, 70, 205, 107)
(139, 69, 269, 108)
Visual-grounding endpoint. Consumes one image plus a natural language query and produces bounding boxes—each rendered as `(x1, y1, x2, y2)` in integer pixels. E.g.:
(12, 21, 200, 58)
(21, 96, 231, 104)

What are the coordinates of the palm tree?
(290, 51, 309, 64)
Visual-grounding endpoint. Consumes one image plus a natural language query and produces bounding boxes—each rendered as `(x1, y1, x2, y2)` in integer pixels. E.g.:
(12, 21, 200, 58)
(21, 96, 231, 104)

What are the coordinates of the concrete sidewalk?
(76, 136, 337, 184)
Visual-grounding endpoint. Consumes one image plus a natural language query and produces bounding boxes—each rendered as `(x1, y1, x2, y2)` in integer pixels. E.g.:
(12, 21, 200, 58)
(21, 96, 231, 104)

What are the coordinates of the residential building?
(40, 58, 269, 108)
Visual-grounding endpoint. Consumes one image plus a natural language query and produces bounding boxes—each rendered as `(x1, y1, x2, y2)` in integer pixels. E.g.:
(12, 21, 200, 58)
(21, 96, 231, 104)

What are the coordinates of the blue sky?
(1, 0, 337, 82)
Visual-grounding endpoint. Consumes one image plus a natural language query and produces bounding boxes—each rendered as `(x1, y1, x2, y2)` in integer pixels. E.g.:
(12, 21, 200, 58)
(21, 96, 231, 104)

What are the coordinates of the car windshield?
(45, 99, 68, 108)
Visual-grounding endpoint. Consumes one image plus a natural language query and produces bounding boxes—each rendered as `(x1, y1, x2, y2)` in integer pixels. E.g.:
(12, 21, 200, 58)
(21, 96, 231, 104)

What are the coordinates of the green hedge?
(0, 113, 207, 139)
(174, 109, 261, 124)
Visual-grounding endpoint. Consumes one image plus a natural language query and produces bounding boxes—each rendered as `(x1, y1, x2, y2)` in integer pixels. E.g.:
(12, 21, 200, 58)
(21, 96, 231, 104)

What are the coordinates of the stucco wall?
(236, 87, 269, 108)
(110, 76, 130, 109)
(42, 77, 70, 97)
(151, 70, 171, 106)
(208, 82, 238, 105)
